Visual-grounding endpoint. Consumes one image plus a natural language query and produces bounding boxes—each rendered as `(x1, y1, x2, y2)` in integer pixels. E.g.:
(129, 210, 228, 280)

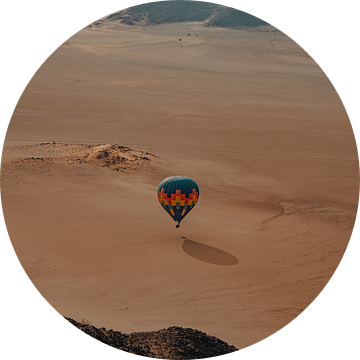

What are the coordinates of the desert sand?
(1, 20, 358, 352)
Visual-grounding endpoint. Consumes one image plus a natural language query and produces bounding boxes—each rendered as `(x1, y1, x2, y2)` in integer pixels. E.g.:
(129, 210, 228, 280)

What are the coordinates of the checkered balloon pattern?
(157, 176, 199, 224)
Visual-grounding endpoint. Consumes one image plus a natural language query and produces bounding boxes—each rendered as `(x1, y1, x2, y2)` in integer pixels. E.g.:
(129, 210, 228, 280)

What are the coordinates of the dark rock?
(65, 317, 238, 359)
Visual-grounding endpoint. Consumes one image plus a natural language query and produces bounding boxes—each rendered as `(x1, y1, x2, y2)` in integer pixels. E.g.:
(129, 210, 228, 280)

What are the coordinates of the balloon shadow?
(182, 239, 239, 265)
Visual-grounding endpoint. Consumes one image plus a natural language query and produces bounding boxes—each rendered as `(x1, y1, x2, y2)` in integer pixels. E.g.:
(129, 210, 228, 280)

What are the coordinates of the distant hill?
(205, 8, 268, 28)
(107, 1, 224, 24)
(66, 317, 238, 359)
(91, 0, 269, 28)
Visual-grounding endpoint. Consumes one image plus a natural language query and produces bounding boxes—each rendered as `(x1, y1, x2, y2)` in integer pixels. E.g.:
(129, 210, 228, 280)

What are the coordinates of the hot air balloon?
(157, 176, 199, 228)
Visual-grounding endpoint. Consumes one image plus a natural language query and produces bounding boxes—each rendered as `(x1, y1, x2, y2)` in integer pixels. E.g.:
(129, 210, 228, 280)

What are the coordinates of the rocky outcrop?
(65, 317, 238, 359)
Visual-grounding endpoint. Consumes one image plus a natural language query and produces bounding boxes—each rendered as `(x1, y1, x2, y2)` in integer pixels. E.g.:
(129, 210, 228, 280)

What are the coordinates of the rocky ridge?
(1, 143, 160, 173)
(66, 317, 238, 359)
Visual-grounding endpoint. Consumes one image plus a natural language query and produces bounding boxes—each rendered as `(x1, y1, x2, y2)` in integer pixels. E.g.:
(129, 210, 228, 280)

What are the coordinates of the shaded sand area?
(1, 21, 358, 350)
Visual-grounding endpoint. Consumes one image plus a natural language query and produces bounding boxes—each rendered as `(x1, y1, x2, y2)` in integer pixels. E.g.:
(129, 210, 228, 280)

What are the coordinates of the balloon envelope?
(157, 176, 199, 225)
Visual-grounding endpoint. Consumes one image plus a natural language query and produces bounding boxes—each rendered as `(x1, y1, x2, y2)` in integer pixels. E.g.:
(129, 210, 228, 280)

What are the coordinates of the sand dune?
(1, 19, 358, 353)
